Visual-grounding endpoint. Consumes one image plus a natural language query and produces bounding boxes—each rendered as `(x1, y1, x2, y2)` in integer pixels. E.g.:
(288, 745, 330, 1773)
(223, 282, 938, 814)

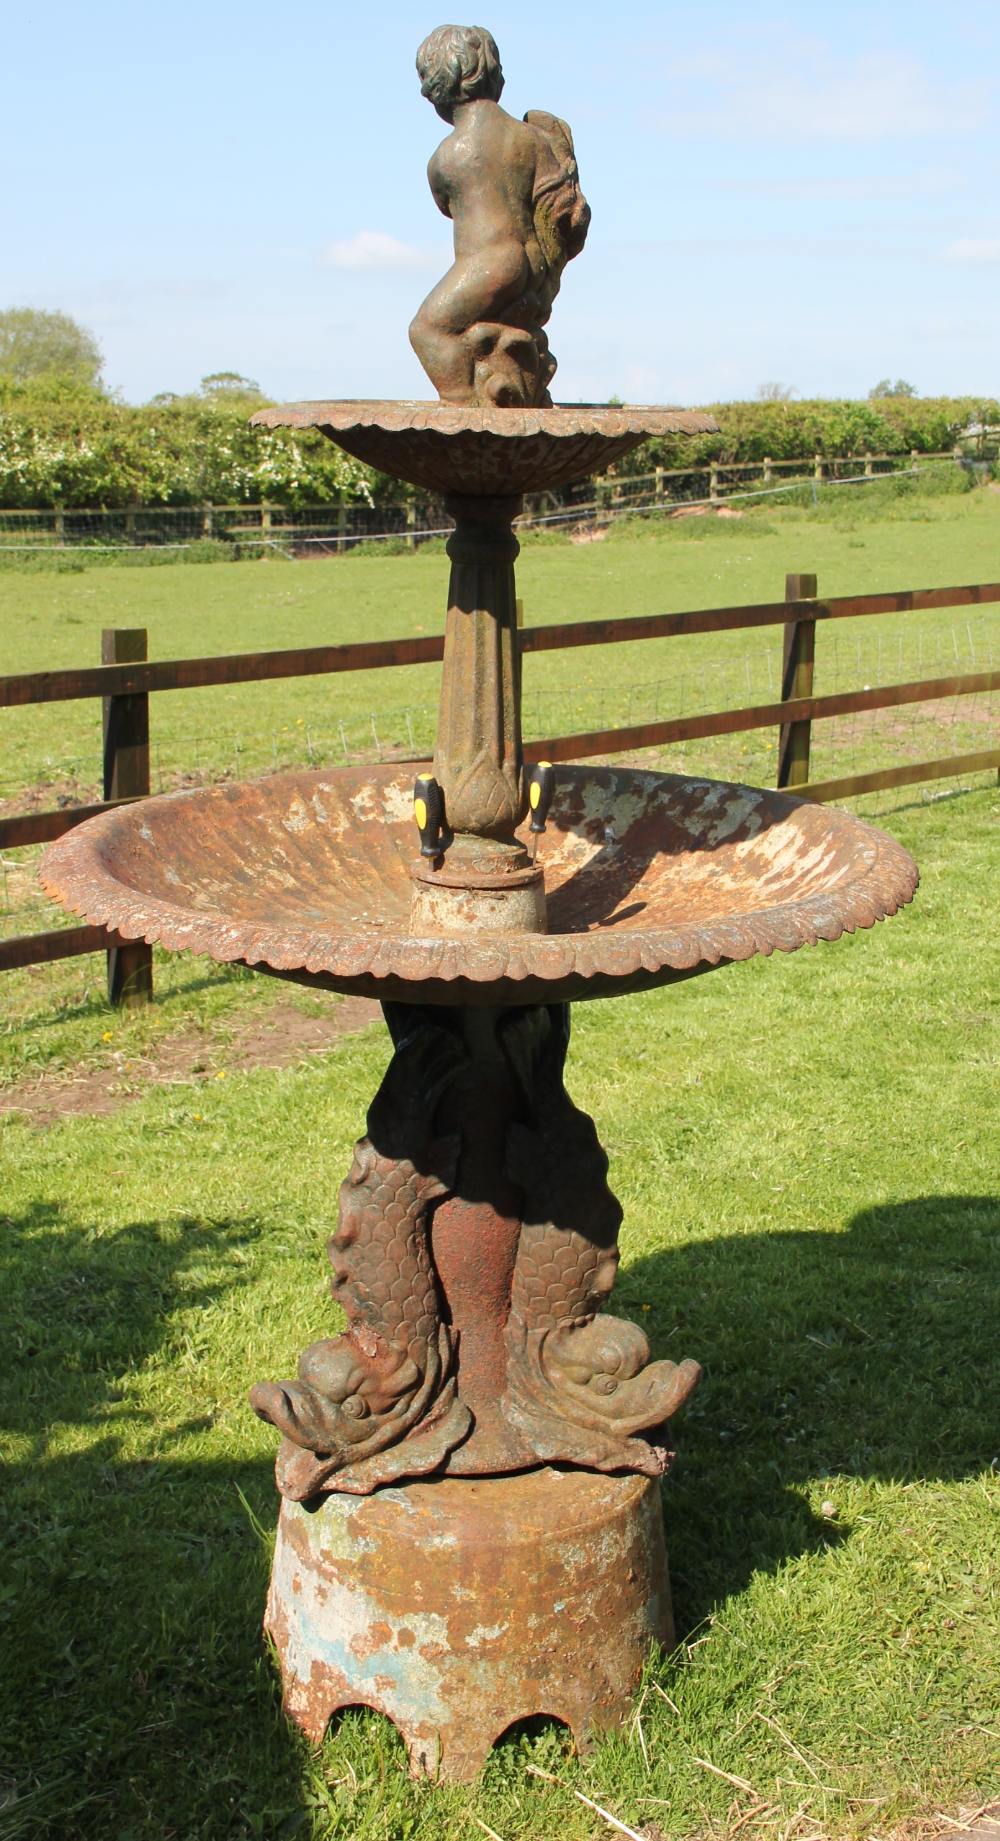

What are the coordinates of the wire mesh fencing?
(0, 451, 974, 558)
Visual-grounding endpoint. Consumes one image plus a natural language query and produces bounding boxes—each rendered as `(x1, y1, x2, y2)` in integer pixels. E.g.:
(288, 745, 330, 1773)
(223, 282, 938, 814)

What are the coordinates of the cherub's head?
(416, 24, 504, 121)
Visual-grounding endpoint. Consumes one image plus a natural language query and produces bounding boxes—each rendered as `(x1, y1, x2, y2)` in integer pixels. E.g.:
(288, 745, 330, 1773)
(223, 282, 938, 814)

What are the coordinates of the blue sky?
(4, 0, 998, 405)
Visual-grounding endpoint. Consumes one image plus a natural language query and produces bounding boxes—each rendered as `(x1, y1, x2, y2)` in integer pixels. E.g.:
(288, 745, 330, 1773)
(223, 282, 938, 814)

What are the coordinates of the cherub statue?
(409, 24, 590, 408)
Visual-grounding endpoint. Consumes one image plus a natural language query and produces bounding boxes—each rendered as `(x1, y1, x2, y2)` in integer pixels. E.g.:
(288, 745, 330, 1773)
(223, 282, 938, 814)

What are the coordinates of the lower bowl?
(40, 764, 918, 1007)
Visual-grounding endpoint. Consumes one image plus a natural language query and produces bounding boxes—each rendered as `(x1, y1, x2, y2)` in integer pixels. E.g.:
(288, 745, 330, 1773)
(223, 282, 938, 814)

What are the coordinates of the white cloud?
(944, 238, 1000, 263)
(320, 230, 434, 272)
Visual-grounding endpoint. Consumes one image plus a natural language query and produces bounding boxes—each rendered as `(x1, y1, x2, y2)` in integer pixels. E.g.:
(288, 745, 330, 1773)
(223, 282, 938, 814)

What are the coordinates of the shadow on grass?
(1, 1193, 996, 1834)
(877, 782, 998, 820)
(7, 961, 254, 1039)
(0, 1201, 309, 1839)
(617, 1192, 1000, 1633)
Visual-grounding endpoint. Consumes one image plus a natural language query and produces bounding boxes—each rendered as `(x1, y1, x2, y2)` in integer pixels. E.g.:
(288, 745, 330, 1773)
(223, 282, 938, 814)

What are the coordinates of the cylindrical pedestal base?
(409, 866, 546, 935)
(409, 844, 546, 936)
(265, 1468, 673, 1782)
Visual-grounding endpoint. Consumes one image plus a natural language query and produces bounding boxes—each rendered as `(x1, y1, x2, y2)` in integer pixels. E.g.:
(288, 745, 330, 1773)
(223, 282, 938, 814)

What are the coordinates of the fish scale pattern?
(509, 1220, 616, 1332)
(248, 1010, 472, 1496)
(330, 1145, 446, 1357)
(501, 1007, 702, 1474)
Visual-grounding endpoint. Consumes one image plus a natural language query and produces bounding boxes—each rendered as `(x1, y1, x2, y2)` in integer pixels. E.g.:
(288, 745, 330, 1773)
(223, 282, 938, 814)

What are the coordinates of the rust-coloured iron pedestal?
(266, 1468, 672, 1782)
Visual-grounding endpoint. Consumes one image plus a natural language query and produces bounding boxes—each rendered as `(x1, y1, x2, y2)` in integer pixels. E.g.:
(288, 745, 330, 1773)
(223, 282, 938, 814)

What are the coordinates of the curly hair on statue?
(416, 24, 504, 114)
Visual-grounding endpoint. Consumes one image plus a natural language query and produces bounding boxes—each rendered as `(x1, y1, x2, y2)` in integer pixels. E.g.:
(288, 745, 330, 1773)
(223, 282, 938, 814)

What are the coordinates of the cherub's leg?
(409, 308, 475, 403)
(410, 247, 534, 403)
(409, 266, 478, 403)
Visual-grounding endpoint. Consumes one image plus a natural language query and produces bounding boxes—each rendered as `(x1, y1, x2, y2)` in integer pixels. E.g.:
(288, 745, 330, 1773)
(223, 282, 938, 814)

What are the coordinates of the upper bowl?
(40, 765, 917, 1009)
(250, 401, 719, 498)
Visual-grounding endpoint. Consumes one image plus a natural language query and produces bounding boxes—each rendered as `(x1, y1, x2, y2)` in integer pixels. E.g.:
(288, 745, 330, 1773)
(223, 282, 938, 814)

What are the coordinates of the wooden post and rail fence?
(0, 449, 985, 555)
(1, 574, 997, 1002)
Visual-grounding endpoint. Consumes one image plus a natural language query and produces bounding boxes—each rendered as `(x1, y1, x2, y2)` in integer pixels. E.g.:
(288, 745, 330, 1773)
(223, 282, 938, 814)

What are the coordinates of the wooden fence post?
(102, 628, 153, 1006)
(709, 461, 719, 503)
(762, 456, 772, 483)
(777, 572, 817, 789)
(813, 454, 824, 481)
(655, 466, 664, 502)
(201, 503, 214, 537)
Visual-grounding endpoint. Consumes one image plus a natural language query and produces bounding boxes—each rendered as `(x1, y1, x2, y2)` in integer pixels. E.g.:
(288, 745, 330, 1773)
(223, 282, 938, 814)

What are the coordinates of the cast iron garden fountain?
(42, 25, 918, 1782)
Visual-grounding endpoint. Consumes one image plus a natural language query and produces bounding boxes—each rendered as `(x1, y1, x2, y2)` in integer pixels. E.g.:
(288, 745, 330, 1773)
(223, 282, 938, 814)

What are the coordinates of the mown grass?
(1, 780, 997, 1841)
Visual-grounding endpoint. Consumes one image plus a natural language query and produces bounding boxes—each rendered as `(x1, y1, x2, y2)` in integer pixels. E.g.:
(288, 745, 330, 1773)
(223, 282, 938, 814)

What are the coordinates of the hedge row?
(625, 395, 1000, 475)
(0, 378, 380, 511)
(1, 377, 996, 509)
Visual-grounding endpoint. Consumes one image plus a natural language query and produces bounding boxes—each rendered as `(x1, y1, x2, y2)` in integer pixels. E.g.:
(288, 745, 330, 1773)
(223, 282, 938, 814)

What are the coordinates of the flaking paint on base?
(266, 1468, 673, 1781)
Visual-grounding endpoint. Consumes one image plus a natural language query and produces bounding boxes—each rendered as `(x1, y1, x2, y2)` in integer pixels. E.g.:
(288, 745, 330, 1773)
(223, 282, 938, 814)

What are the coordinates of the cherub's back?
(434, 102, 537, 204)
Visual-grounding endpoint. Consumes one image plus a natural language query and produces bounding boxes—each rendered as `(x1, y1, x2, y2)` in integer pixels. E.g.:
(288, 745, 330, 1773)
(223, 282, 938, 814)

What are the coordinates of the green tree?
(199, 371, 263, 399)
(0, 307, 103, 385)
(869, 378, 918, 399)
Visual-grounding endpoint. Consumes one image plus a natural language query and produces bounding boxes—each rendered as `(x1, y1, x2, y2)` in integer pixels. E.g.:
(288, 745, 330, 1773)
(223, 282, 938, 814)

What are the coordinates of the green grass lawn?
(1, 780, 997, 1841)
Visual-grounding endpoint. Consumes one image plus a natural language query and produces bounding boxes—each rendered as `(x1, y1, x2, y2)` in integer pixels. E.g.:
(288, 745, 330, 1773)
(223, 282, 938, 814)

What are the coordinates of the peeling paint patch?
(467, 1622, 506, 1647)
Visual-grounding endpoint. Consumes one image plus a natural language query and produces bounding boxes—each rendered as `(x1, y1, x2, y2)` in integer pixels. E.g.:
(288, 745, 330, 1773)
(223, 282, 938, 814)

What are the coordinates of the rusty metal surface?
(266, 1467, 672, 1781)
(250, 1002, 700, 1499)
(249, 1012, 474, 1501)
(409, 27, 591, 407)
(250, 400, 719, 496)
(40, 764, 918, 1009)
(434, 493, 527, 847)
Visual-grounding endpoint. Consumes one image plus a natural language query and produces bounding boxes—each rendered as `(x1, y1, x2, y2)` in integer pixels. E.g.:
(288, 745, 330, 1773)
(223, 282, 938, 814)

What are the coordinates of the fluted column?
(434, 493, 527, 849)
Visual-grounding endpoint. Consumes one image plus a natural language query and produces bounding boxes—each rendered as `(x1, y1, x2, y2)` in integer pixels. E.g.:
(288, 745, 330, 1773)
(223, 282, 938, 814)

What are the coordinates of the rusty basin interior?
(41, 762, 918, 1008)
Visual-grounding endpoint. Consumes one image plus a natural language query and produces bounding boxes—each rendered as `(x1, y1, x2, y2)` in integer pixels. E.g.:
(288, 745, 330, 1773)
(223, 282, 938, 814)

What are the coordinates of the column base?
(265, 1467, 673, 1782)
(409, 850, 546, 935)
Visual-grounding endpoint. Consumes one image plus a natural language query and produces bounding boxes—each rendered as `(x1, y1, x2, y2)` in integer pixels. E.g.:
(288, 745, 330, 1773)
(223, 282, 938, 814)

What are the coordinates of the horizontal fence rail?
(4, 581, 999, 712)
(0, 634, 446, 709)
(0, 795, 141, 851)
(0, 924, 112, 974)
(528, 670, 1000, 765)
(789, 748, 1000, 804)
(3, 575, 997, 994)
